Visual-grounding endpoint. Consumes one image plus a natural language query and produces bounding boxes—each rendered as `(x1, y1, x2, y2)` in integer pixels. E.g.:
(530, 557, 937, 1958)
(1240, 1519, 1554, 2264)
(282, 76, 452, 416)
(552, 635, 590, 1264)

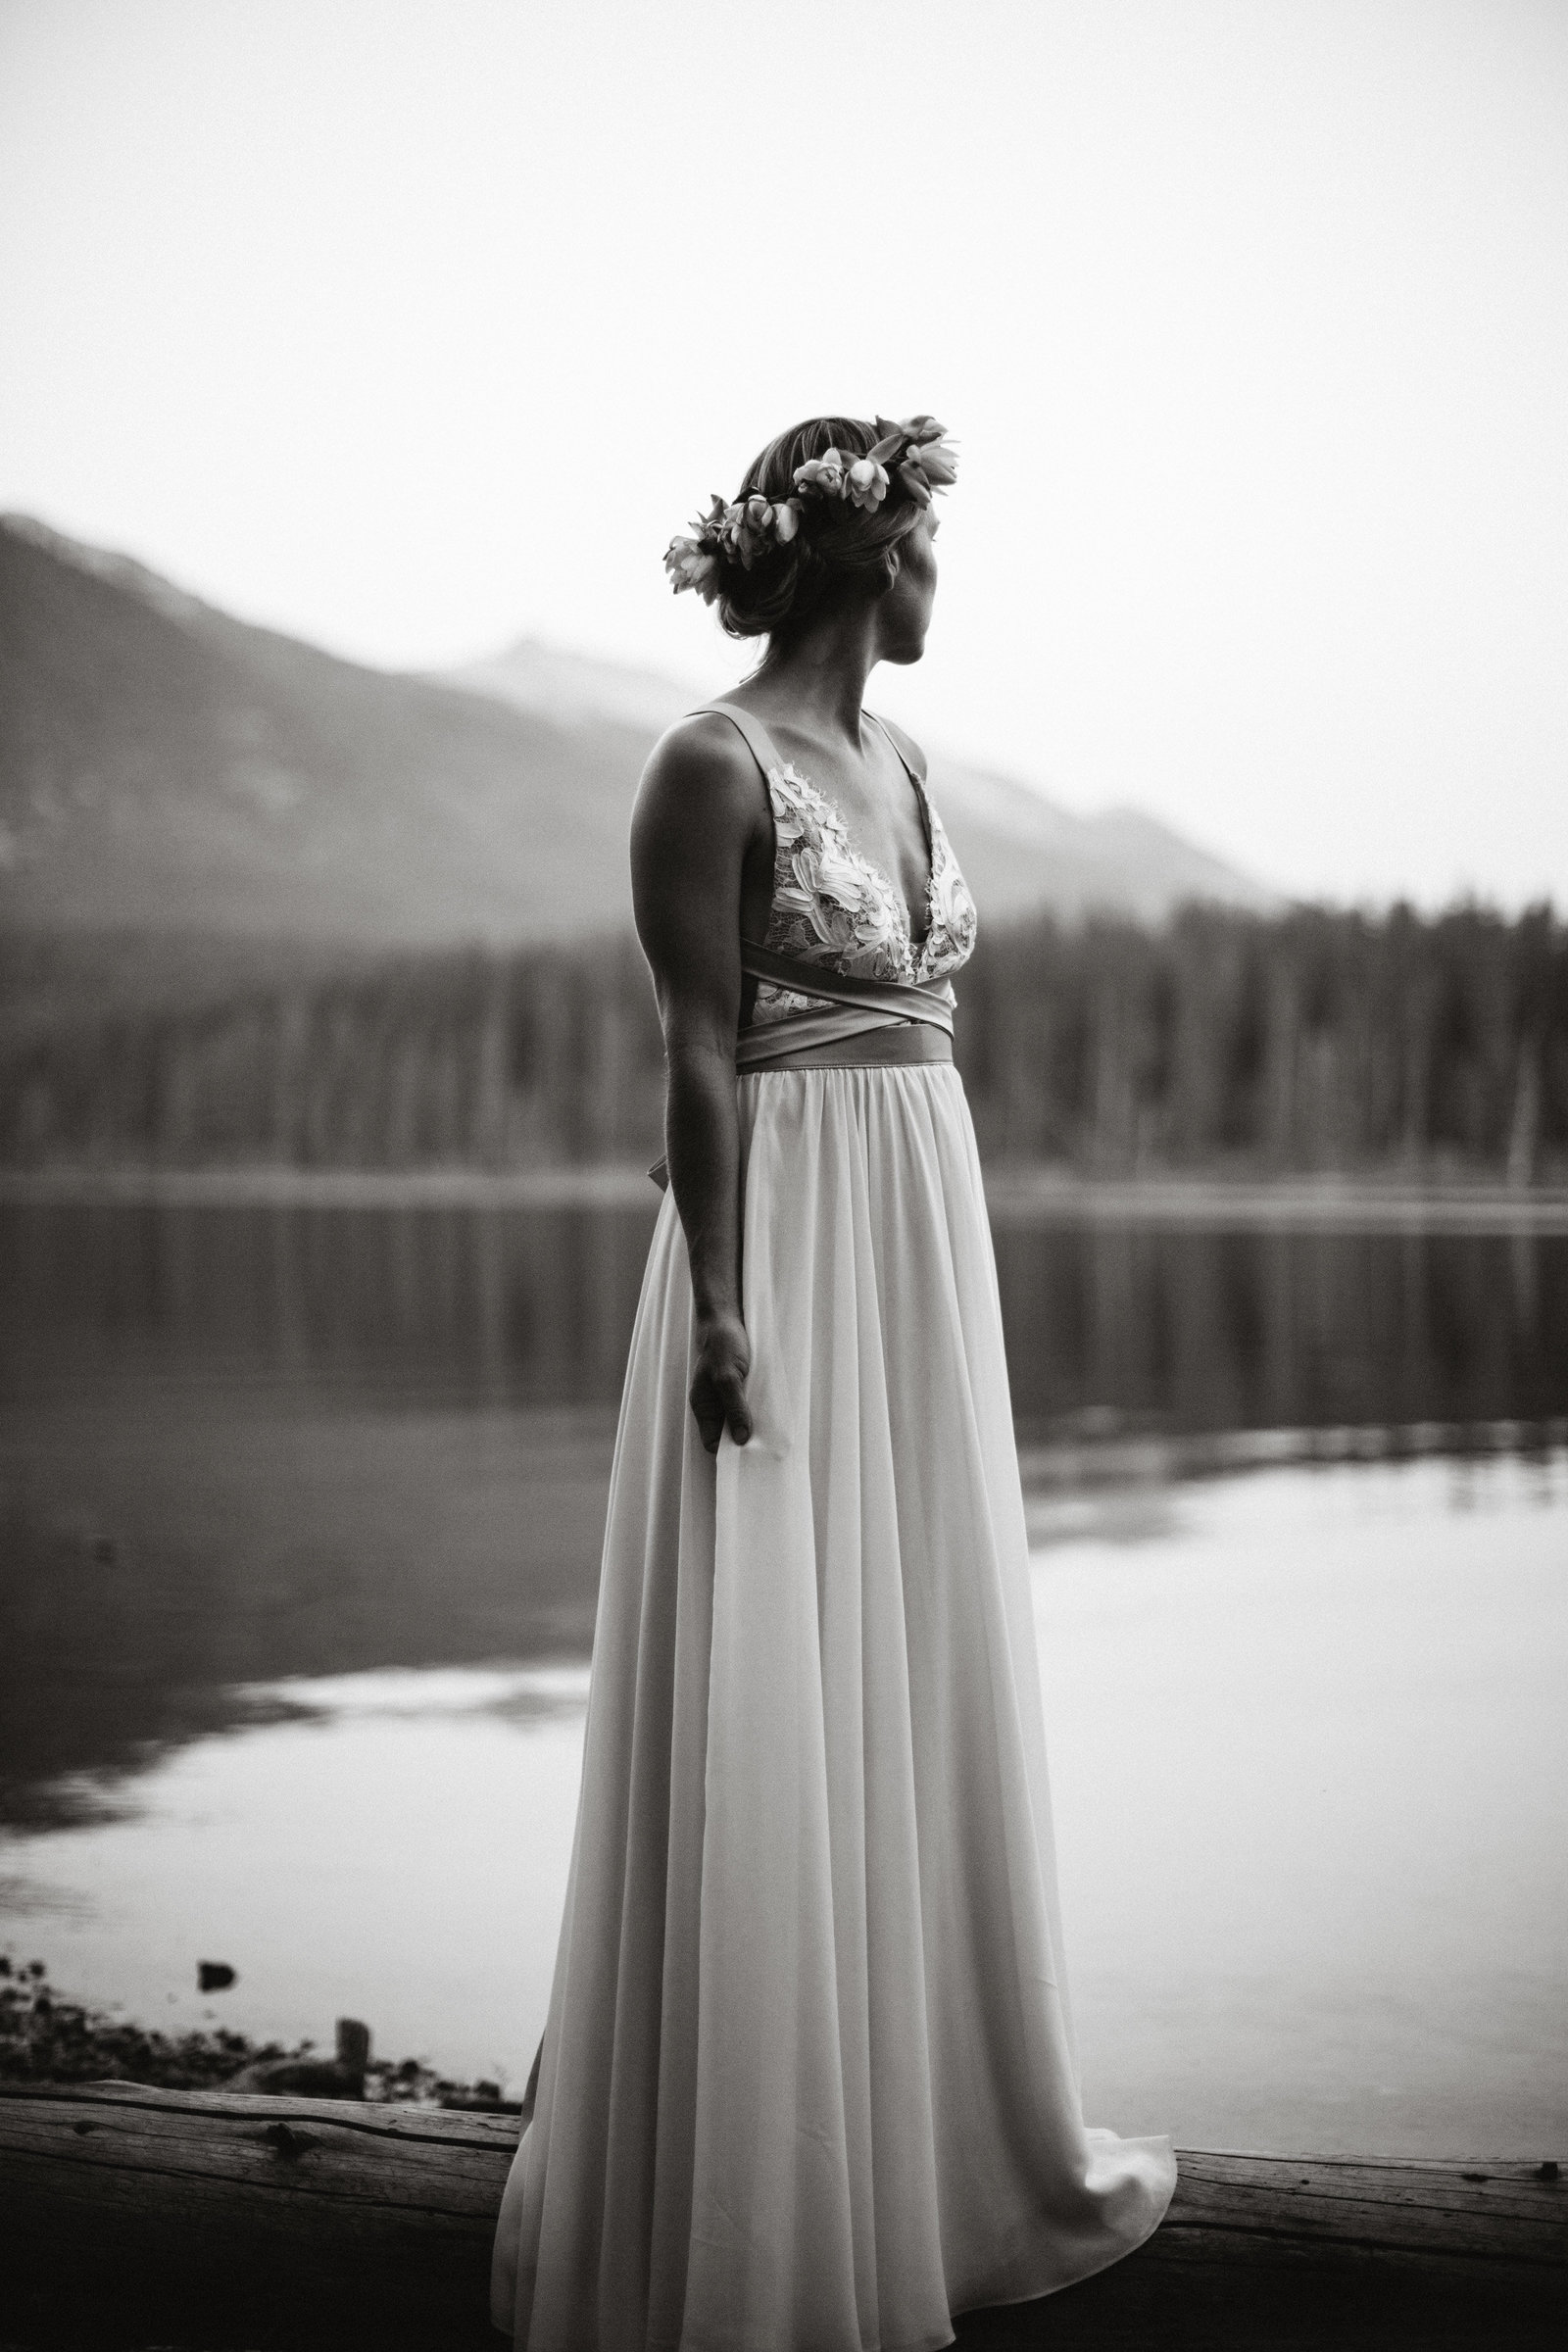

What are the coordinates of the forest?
(3, 904, 1564, 1180)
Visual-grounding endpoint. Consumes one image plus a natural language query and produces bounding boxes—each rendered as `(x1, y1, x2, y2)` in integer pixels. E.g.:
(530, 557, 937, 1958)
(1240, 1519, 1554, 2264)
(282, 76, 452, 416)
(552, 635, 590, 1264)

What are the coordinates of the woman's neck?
(746, 608, 881, 748)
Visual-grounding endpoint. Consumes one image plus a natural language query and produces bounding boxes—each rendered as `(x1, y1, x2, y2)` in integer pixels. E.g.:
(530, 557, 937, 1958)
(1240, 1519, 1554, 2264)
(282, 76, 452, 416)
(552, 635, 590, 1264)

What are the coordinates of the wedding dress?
(491, 704, 1175, 2352)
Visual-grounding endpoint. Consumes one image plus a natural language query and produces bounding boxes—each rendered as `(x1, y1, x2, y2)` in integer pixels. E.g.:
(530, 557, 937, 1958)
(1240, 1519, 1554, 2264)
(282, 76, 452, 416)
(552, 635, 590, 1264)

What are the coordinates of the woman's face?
(877, 513, 940, 665)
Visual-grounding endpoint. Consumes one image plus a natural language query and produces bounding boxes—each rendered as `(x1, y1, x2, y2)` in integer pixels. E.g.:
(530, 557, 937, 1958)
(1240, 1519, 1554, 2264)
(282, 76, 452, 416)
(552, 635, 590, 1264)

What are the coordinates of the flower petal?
(913, 439, 958, 487)
(846, 458, 890, 511)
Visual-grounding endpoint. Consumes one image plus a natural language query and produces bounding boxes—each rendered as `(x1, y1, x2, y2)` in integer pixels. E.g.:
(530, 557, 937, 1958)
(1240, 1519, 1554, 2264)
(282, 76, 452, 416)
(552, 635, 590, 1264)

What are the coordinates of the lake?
(1, 1196, 1564, 2157)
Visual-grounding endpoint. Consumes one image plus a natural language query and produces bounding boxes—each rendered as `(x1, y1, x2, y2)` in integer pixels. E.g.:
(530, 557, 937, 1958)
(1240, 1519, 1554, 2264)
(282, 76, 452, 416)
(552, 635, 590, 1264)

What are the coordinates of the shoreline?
(3, 1161, 1568, 1228)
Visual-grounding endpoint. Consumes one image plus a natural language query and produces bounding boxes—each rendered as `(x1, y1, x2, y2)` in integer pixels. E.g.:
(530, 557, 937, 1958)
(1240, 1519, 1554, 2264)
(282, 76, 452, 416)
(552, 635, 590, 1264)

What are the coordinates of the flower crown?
(664, 415, 957, 603)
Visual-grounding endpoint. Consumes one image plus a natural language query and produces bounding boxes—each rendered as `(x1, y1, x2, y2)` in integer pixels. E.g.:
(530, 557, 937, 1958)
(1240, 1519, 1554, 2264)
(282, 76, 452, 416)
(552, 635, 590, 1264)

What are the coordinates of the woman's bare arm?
(630, 717, 767, 1453)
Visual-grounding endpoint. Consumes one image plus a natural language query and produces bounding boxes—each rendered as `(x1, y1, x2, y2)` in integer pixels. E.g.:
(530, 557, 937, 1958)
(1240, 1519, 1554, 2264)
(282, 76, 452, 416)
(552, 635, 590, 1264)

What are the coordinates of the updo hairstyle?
(717, 416, 927, 645)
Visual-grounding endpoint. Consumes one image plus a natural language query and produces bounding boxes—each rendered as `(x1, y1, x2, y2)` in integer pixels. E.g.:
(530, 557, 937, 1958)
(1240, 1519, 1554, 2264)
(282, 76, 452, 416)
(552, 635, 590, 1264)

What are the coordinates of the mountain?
(458, 640, 1271, 926)
(0, 516, 1269, 947)
(0, 519, 655, 945)
(453, 639, 712, 739)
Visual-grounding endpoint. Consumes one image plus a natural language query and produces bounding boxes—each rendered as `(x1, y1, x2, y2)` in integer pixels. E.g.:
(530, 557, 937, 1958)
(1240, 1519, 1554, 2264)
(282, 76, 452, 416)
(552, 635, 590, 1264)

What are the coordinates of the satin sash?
(648, 945, 956, 1190)
(735, 940, 955, 1067)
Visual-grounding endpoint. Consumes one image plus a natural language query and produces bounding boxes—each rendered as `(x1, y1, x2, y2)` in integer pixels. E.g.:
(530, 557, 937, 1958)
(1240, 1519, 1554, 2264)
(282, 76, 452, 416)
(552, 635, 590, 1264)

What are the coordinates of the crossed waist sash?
(735, 940, 956, 1069)
(648, 942, 956, 1188)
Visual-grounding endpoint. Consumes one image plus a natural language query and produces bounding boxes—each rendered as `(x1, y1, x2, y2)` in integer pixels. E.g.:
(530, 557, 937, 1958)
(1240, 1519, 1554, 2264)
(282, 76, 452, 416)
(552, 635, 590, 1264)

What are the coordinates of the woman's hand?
(689, 1309, 753, 1453)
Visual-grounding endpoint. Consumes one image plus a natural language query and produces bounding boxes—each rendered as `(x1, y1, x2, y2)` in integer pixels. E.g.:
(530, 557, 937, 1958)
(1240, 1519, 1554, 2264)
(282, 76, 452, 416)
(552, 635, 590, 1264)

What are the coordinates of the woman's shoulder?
(640, 710, 763, 795)
(632, 710, 770, 852)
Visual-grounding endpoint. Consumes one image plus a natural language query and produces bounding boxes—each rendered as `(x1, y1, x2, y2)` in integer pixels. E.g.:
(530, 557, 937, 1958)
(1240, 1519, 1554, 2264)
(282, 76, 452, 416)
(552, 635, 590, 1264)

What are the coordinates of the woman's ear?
(877, 546, 904, 596)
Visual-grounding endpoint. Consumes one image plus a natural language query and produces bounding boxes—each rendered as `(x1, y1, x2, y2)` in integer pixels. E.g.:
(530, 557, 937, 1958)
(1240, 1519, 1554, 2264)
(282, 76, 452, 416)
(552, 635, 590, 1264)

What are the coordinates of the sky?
(2, 0, 1565, 908)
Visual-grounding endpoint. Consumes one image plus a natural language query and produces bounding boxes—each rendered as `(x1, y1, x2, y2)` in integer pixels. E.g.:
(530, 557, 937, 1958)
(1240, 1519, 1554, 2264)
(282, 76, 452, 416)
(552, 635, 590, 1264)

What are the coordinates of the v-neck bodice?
(697, 702, 980, 1034)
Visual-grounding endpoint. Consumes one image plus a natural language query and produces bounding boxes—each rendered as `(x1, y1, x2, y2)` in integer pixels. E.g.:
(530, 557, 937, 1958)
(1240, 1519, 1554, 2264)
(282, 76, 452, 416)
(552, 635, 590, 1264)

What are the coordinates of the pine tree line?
(960, 903, 1566, 1175)
(3, 906, 1563, 1177)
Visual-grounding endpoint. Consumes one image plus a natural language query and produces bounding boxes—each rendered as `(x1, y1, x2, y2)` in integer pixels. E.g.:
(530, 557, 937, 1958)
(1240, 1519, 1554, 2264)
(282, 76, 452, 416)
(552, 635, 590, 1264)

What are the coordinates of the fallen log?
(0, 2081, 1562, 2350)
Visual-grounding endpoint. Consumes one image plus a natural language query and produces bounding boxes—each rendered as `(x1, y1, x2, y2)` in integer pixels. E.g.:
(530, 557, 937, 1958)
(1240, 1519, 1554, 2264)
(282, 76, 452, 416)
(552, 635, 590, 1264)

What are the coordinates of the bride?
(492, 416, 1175, 2352)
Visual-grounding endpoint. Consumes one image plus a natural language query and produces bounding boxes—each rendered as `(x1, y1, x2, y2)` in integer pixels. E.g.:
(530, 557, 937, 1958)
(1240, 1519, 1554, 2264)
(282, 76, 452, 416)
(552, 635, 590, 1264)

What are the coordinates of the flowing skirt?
(492, 1066, 1175, 2352)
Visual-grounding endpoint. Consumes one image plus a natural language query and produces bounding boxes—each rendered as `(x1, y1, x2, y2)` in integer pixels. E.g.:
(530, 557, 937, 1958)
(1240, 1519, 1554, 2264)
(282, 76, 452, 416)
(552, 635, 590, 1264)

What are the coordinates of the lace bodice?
(751, 735, 978, 1030)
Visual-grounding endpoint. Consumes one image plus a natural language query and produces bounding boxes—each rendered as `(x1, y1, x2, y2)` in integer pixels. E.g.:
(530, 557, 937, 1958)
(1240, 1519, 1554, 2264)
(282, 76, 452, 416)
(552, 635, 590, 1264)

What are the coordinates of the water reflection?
(3, 1200, 1562, 1430)
(5, 1453, 1562, 2157)
(0, 1200, 659, 1407)
(1, 1201, 1564, 1831)
(994, 1219, 1568, 1438)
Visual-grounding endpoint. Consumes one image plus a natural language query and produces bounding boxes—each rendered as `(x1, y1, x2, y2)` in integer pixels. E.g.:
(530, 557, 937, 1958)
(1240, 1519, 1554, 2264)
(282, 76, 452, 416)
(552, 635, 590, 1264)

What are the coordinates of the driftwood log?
(0, 2080, 1562, 2351)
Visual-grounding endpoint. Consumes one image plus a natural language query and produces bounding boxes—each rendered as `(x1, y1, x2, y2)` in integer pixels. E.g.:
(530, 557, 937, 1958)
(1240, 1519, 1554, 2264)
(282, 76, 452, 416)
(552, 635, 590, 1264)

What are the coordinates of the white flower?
(909, 436, 958, 488)
(663, 537, 720, 600)
(846, 458, 890, 512)
(794, 450, 847, 499)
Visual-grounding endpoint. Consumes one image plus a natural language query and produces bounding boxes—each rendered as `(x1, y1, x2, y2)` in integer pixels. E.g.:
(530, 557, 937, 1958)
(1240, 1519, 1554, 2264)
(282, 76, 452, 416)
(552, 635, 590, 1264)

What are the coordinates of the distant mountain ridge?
(457, 638, 1272, 926)
(0, 515, 1270, 946)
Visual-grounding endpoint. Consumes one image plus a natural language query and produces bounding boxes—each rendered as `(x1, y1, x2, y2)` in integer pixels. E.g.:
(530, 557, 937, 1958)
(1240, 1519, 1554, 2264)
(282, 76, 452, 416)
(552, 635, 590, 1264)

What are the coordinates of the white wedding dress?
(491, 709, 1175, 2352)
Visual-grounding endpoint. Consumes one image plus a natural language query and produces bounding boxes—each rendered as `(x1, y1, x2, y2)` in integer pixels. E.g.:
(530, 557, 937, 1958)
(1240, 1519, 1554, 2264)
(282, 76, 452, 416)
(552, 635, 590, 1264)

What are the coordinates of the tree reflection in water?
(2, 1201, 1564, 1829)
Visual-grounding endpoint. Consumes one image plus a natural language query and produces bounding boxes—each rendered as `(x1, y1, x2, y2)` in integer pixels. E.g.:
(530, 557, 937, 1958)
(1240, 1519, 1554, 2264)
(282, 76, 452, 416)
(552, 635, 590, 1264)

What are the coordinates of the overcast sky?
(2, 0, 1565, 907)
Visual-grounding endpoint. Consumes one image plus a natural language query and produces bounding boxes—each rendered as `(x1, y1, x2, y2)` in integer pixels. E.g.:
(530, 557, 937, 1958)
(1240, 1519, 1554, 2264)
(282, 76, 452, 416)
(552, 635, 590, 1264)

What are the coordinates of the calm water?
(2, 1200, 1565, 2155)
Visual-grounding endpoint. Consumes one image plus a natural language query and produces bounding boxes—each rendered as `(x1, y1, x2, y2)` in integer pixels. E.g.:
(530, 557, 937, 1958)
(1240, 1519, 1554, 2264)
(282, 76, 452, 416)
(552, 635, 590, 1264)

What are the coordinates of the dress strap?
(688, 701, 787, 780)
(697, 701, 924, 798)
(866, 710, 936, 886)
(866, 710, 926, 787)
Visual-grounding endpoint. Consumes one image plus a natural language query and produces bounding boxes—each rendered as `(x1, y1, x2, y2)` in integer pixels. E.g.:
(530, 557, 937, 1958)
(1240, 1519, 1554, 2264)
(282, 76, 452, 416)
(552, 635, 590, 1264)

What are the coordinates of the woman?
(492, 416, 1175, 2352)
